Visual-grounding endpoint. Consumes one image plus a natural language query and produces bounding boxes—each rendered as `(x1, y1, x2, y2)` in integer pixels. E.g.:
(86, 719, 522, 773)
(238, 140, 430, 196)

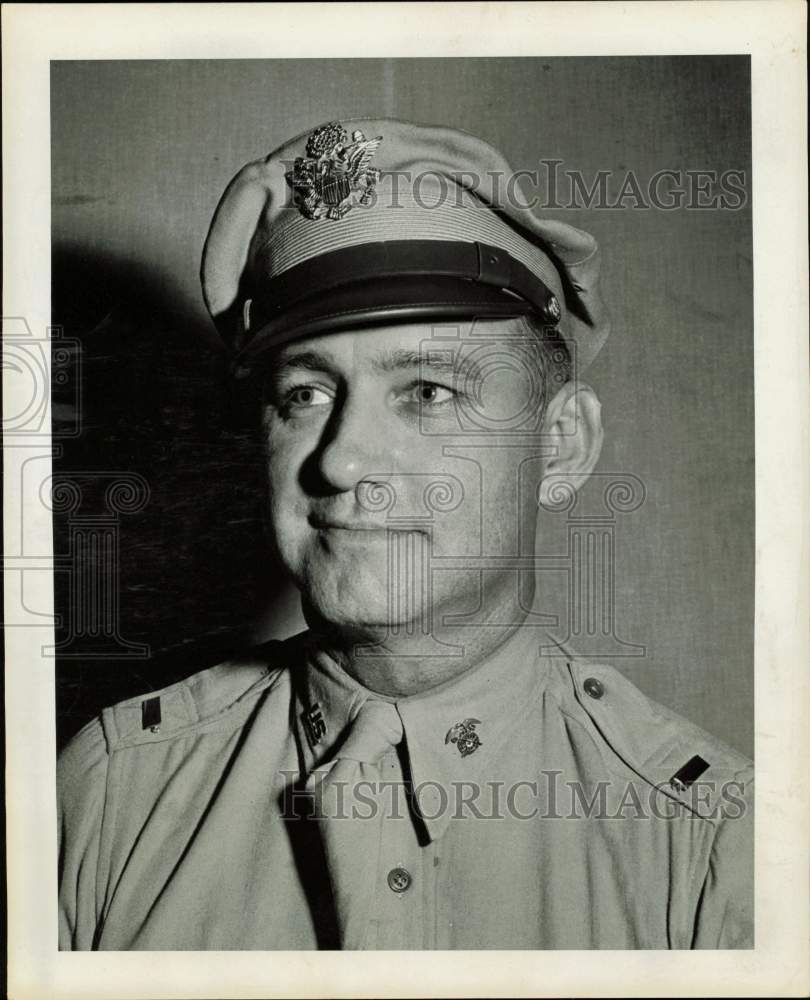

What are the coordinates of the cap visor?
(240, 275, 533, 368)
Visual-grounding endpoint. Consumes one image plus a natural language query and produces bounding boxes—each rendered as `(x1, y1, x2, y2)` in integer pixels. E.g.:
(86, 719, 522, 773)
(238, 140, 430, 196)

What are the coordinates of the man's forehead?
(270, 317, 531, 373)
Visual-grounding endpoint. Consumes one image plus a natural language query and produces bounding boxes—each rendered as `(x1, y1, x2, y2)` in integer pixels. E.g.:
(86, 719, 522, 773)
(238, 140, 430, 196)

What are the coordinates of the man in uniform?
(58, 118, 753, 950)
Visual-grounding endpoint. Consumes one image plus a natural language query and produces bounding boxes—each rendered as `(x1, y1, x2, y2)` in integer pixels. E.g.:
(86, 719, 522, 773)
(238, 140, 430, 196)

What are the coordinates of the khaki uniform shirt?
(58, 629, 753, 950)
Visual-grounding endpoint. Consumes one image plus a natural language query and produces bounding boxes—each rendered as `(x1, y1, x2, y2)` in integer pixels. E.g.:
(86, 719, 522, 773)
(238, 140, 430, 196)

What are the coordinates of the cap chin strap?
(247, 240, 562, 341)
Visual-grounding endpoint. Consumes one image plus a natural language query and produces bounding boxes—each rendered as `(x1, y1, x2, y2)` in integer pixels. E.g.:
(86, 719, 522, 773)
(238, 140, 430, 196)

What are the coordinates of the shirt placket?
(364, 748, 439, 949)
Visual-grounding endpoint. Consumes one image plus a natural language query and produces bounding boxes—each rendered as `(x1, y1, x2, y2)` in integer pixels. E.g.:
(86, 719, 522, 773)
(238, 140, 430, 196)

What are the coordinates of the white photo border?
(3, 2, 808, 997)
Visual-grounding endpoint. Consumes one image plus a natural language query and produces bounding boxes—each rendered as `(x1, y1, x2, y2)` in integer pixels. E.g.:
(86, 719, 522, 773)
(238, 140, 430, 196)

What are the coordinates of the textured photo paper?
(3, 3, 808, 998)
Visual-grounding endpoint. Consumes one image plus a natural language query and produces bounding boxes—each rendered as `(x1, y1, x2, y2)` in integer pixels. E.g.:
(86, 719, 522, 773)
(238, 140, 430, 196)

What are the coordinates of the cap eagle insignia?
(285, 121, 383, 221)
(445, 718, 483, 758)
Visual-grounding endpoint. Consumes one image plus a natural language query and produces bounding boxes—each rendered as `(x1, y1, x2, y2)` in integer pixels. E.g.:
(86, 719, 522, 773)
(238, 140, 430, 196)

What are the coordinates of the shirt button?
(387, 867, 412, 893)
(583, 677, 605, 699)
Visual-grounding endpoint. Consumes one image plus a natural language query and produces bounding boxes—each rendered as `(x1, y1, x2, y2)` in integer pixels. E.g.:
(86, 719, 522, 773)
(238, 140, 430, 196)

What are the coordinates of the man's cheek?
(265, 436, 304, 504)
(264, 453, 307, 564)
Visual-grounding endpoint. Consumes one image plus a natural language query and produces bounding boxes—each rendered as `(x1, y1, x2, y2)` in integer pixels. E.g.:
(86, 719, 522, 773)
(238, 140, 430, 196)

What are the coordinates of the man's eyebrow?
(271, 350, 337, 374)
(271, 347, 478, 379)
(370, 349, 475, 377)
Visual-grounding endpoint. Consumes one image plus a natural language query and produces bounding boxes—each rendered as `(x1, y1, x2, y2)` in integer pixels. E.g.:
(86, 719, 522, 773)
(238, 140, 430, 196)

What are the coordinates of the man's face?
(261, 318, 552, 632)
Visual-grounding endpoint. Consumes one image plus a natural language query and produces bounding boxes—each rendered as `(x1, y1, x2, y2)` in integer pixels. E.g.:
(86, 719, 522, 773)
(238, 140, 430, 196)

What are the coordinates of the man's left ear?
(537, 382, 604, 506)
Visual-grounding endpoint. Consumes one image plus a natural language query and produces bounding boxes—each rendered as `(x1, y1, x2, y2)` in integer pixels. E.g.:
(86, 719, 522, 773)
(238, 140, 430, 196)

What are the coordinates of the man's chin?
(306, 601, 396, 634)
(298, 580, 421, 637)
(298, 572, 384, 623)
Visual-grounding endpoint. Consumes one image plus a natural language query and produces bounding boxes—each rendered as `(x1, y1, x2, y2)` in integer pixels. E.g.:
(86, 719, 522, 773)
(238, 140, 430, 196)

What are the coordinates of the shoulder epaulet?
(100, 634, 305, 750)
(563, 657, 753, 821)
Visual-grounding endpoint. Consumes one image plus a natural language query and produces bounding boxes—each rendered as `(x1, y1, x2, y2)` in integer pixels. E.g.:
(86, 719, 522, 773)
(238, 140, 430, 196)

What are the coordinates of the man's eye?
(409, 382, 456, 406)
(284, 385, 333, 409)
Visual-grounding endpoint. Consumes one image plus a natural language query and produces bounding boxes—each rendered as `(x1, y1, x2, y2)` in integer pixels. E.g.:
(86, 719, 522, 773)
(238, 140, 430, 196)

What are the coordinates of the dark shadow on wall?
(52, 244, 291, 750)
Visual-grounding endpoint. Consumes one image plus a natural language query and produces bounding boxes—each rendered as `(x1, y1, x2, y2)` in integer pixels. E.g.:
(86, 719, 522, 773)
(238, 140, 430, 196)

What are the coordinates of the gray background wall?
(51, 57, 753, 756)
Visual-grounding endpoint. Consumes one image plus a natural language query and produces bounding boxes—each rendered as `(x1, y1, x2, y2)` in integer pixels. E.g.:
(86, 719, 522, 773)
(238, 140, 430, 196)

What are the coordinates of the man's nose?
(316, 395, 393, 494)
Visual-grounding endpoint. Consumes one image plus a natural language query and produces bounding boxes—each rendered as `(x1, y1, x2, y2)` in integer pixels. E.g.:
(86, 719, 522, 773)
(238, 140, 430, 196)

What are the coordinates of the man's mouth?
(308, 515, 427, 535)
(309, 516, 386, 532)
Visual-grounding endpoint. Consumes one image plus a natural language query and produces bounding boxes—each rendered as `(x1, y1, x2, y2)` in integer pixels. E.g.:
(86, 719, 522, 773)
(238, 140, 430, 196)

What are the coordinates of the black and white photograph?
(4, 2, 808, 997)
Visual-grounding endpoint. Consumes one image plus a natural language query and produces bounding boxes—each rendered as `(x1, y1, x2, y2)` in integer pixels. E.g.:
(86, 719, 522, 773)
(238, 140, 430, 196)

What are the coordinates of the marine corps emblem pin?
(285, 121, 383, 221)
(445, 718, 483, 758)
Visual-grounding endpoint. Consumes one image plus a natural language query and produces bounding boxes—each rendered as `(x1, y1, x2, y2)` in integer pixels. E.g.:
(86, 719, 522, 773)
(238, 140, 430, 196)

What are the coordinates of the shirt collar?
(293, 627, 551, 842)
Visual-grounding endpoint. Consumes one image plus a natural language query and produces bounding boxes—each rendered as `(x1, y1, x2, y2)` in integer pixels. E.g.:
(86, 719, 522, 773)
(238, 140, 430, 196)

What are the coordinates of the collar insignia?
(302, 703, 328, 748)
(286, 121, 383, 221)
(445, 718, 482, 758)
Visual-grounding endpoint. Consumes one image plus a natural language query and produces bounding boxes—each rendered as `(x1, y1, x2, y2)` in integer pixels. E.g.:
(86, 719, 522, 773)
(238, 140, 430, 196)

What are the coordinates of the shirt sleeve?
(691, 776, 754, 949)
(57, 718, 110, 950)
